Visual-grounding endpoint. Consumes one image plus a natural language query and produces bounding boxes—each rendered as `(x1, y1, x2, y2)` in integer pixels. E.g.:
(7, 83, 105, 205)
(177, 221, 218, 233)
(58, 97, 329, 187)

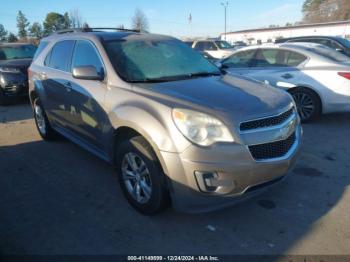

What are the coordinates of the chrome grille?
(248, 132, 296, 160)
(240, 108, 294, 131)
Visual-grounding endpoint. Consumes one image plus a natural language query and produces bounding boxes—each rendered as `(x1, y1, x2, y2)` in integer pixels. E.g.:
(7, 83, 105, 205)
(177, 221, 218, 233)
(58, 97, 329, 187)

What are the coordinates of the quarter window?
(71, 40, 104, 76)
(45, 40, 75, 72)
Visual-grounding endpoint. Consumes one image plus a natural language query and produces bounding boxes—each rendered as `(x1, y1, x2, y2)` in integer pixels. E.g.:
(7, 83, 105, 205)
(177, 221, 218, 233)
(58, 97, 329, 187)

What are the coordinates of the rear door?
(41, 40, 75, 127)
(68, 39, 108, 151)
(247, 48, 306, 89)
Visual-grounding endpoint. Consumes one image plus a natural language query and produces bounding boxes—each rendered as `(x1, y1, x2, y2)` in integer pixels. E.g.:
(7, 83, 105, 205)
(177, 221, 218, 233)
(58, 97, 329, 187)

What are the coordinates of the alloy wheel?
(292, 92, 315, 121)
(121, 152, 152, 204)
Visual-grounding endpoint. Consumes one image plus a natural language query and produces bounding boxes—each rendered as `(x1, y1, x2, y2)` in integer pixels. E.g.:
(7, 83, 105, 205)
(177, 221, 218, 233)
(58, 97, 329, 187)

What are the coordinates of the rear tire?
(115, 135, 169, 215)
(289, 87, 321, 122)
(33, 98, 57, 140)
(0, 89, 10, 106)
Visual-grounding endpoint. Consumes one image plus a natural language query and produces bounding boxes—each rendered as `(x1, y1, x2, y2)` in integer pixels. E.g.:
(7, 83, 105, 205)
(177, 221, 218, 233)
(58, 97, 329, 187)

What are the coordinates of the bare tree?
(131, 8, 149, 32)
(69, 9, 83, 28)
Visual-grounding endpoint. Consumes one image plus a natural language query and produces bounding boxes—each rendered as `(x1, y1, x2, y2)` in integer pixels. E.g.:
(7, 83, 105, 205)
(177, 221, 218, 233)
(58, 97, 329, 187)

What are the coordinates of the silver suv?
(28, 28, 302, 214)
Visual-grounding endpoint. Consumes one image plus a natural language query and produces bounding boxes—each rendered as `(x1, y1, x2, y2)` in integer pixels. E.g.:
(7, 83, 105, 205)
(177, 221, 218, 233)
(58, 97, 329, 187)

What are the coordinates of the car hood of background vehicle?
(0, 58, 32, 68)
(136, 74, 292, 123)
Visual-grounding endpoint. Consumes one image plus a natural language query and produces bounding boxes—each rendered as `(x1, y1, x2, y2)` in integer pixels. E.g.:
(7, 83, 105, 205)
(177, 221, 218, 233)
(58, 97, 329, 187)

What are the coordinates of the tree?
(7, 33, 18, 43)
(69, 9, 83, 28)
(82, 22, 90, 29)
(131, 8, 149, 32)
(43, 12, 66, 35)
(63, 12, 71, 29)
(0, 24, 8, 42)
(117, 24, 125, 29)
(17, 10, 30, 38)
(29, 22, 43, 39)
(302, 0, 350, 23)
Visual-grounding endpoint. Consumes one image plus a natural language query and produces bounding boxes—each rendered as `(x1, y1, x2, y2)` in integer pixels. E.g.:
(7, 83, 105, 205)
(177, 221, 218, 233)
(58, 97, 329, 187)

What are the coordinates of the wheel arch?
(287, 85, 324, 114)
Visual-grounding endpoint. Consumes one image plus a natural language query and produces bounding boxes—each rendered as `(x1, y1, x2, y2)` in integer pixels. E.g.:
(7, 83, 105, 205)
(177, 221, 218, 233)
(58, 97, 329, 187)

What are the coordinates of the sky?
(0, 0, 304, 38)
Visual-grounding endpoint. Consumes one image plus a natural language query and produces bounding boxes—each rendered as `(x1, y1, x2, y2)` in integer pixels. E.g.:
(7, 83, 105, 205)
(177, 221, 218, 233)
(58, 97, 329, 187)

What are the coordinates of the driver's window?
(71, 40, 104, 76)
(223, 49, 255, 68)
(206, 42, 217, 51)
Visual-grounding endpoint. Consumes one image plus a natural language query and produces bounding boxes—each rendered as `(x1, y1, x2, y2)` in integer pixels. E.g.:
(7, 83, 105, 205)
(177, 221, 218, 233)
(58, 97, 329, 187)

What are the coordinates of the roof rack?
(55, 27, 140, 35)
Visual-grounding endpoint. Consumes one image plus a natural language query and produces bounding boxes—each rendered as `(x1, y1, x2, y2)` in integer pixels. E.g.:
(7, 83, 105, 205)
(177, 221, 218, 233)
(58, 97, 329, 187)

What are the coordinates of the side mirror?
(215, 61, 223, 68)
(72, 65, 104, 81)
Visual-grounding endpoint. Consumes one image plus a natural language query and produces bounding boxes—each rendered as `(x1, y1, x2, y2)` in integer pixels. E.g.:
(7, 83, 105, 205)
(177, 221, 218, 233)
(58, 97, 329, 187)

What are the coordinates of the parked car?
(28, 28, 301, 214)
(275, 36, 350, 57)
(0, 43, 37, 105)
(219, 43, 350, 122)
(189, 40, 236, 59)
(200, 51, 219, 63)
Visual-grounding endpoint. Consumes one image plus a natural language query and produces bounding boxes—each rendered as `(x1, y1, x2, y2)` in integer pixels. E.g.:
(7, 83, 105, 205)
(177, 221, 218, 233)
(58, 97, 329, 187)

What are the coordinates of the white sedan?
(219, 43, 350, 121)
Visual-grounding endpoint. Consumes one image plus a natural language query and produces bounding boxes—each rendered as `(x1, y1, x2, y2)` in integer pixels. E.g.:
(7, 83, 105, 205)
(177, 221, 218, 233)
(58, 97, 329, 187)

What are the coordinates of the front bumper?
(161, 125, 302, 213)
(0, 73, 28, 97)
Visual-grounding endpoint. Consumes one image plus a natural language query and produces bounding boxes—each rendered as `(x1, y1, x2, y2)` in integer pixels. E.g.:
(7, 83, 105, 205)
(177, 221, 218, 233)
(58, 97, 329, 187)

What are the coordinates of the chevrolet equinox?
(28, 28, 302, 214)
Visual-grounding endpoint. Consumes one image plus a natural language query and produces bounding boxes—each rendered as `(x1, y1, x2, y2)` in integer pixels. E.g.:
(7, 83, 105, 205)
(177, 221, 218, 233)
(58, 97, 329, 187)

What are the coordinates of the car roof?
(281, 35, 343, 41)
(42, 29, 175, 43)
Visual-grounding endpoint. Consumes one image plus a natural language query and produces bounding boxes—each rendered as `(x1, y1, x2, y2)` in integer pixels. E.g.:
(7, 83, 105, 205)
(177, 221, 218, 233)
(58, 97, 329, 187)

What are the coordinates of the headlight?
(0, 67, 21, 73)
(172, 108, 234, 146)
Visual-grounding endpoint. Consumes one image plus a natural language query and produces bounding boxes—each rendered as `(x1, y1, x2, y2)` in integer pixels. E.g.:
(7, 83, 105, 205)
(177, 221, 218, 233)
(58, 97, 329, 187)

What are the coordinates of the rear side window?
(194, 41, 217, 51)
(222, 49, 256, 68)
(33, 41, 48, 60)
(71, 40, 104, 75)
(45, 40, 75, 72)
(254, 49, 306, 67)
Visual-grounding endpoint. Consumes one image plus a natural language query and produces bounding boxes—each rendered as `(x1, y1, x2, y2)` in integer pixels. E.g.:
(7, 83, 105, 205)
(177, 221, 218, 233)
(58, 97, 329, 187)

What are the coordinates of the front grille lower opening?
(248, 132, 296, 160)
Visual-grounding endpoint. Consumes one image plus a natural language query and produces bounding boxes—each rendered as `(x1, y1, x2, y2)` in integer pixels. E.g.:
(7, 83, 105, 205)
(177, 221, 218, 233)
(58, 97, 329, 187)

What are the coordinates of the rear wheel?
(115, 135, 169, 215)
(0, 89, 10, 106)
(33, 98, 57, 140)
(289, 87, 321, 122)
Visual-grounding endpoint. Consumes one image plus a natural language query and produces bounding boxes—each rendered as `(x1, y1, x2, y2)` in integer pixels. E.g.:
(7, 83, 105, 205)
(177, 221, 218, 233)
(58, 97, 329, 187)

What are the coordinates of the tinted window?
(46, 40, 75, 72)
(286, 51, 307, 66)
(194, 41, 217, 51)
(72, 40, 104, 75)
(33, 41, 48, 60)
(104, 39, 220, 82)
(222, 49, 256, 68)
(0, 44, 37, 60)
(254, 49, 306, 67)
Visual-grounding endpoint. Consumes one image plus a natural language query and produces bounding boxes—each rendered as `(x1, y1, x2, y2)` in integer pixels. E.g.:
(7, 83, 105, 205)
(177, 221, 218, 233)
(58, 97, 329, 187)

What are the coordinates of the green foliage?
(16, 10, 30, 38)
(0, 24, 8, 42)
(43, 12, 67, 35)
(29, 22, 43, 38)
(7, 33, 18, 43)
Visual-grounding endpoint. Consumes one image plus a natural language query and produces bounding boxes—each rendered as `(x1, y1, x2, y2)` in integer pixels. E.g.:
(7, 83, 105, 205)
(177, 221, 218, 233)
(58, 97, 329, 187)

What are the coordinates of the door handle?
(65, 81, 72, 92)
(39, 72, 47, 80)
(281, 73, 293, 79)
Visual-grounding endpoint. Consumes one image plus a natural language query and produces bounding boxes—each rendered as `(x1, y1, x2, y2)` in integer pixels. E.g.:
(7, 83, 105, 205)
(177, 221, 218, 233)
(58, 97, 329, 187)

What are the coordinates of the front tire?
(115, 136, 169, 215)
(0, 89, 10, 106)
(33, 98, 57, 140)
(289, 87, 321, 122)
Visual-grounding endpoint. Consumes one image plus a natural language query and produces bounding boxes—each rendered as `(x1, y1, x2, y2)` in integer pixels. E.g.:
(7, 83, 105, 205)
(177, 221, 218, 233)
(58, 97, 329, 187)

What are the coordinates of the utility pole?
(221, 1, 228, 40)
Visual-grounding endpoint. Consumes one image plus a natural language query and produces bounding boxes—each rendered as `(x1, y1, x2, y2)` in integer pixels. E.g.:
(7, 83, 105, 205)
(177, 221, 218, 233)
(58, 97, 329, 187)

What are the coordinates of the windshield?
(306, 45, 350, 63)
(0, 45, 37, 60)
(104, 38, 220, 82)
(215, 41, 233, 49)
(337, 38, 350, 49)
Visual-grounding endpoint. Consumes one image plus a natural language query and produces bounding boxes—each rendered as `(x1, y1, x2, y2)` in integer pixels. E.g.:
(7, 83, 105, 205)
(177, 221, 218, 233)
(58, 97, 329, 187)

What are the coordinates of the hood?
(135, 74, 293, 123)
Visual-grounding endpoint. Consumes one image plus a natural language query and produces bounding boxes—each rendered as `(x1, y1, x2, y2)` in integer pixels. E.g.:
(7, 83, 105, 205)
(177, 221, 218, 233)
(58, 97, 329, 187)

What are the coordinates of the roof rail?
(54, 27, 140, 35)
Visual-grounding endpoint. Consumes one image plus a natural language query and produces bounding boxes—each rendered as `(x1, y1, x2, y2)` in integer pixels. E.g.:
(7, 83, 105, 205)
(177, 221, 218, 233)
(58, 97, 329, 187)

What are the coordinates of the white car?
(219, 43, 350, 121)
(189, 40, 236, 59)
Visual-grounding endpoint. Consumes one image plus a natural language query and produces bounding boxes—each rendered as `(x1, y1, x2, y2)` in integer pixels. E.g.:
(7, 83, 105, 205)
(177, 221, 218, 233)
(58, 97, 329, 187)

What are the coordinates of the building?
(221, 20, 350, 45)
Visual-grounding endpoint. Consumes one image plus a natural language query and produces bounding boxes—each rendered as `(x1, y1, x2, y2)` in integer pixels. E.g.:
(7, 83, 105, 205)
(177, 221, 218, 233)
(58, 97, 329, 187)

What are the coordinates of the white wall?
(222, 23, 350, 45)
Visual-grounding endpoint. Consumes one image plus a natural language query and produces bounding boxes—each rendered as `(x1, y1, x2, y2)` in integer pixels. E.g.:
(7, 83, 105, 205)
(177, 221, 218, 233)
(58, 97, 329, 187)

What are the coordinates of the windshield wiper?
(129, 71, 221, 83)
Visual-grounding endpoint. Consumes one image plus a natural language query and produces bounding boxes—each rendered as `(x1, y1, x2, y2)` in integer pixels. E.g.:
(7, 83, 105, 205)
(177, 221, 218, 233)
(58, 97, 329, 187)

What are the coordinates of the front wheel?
(115, 136, 169, 215)
(289, 87, 321, 122)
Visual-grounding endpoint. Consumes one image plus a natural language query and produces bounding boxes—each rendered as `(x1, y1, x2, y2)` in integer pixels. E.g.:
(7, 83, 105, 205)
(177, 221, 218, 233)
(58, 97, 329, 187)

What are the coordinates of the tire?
(289, 87, 321, 123)
(115, 136, 169, 215)
(0, 89, 10, 106)
(33, 98, 57, 140)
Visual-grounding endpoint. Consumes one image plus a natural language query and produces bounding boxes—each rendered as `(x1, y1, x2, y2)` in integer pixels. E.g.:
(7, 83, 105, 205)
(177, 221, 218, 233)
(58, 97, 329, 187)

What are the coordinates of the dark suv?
(275, 36, 350, 57)
(0, 43, 37, 105)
